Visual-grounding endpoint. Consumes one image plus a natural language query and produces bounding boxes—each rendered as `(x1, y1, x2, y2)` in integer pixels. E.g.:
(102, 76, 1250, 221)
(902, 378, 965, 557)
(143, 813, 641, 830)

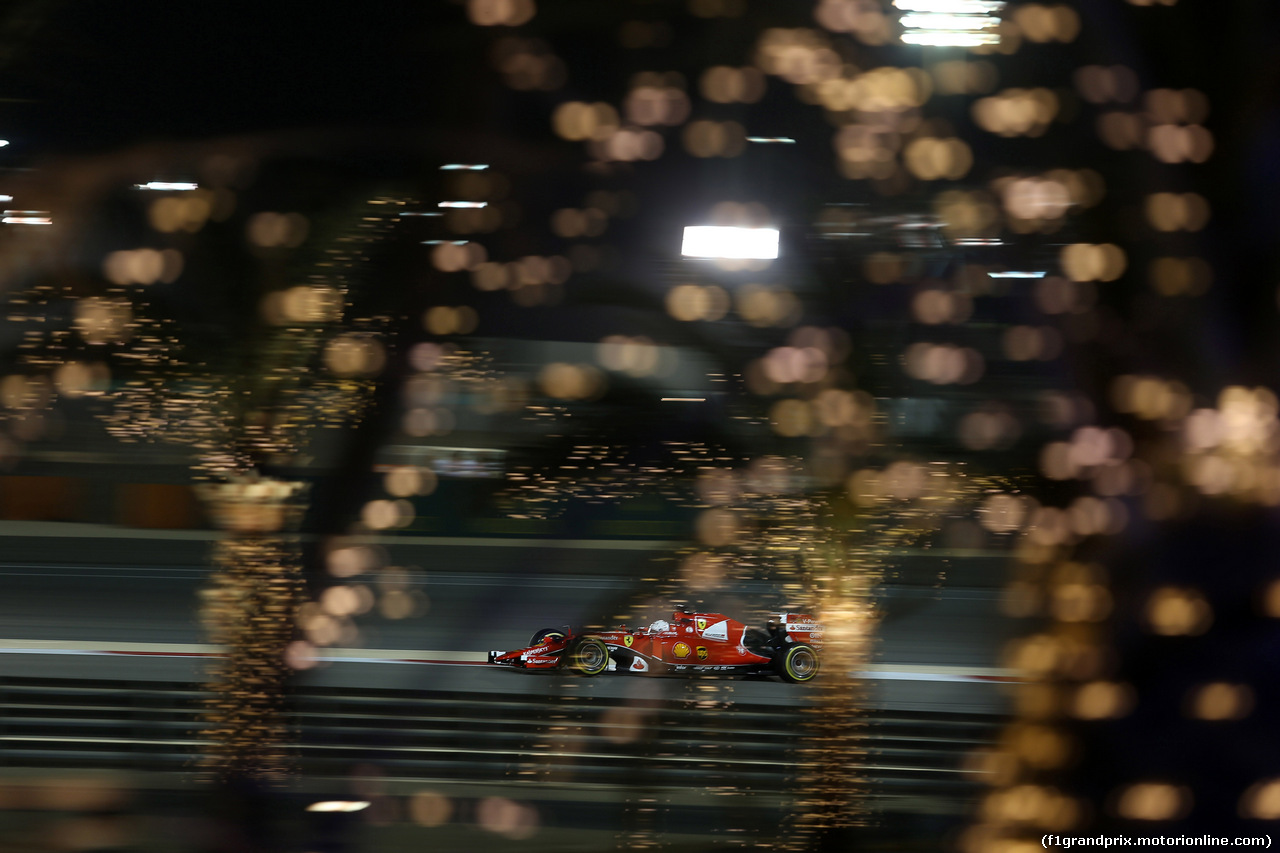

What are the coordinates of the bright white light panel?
(681, 226, 779, 260)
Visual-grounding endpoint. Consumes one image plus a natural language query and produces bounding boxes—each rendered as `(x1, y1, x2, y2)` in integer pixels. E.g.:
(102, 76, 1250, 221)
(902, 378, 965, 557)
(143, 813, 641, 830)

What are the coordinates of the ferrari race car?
(487, 610, 823, 683)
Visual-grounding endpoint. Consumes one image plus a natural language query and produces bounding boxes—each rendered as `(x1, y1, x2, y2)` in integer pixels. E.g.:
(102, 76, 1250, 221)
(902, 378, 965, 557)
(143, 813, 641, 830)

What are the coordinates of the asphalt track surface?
(0, 521, 1019, 713)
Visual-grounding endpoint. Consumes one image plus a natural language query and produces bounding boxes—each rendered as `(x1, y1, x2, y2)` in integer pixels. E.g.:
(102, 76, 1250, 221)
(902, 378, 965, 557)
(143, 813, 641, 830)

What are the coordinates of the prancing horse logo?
(624, 635, 634, 647)
(696, 618, 707, 632)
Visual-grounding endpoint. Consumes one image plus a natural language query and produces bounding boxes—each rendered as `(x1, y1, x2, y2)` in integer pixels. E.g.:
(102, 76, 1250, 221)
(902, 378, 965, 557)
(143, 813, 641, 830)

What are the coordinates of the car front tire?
(529, 628, 567, 646)
(565, 637, 610, 676)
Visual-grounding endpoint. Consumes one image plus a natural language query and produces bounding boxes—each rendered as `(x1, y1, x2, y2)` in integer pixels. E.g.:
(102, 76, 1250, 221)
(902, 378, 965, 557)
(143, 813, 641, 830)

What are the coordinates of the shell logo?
(672, 642, 691, 658)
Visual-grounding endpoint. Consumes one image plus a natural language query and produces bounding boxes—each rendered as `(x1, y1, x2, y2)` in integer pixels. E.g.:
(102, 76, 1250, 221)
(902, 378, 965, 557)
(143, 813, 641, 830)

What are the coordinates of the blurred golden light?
(1072, 681, 1136, 720)
(1149, 124, 1214, 164)
(321, 585, 360, 617)
(74, 296, 133, 345)
(1039, 442, 1078, 481)
(596, 335, 665, 376)
(736, 284, 799, 327)
(881, 461, 926, 500)
(424, 305, 479, 336)
(595, 128, 665, 162)
(538, 362, 604, 400)
(666, 283, 730, 322)
(1051, 581, 1112, 622)
(324, 335, 385, 376)
(618, 20, 671, 50)
(279, 285, 342, 324)
(53, 361, 110, 398)
(957, 407, 1020, 451)
(903, 137, 972, 181)
(386, 466, 436, 497)
(403, 407, 452, 437)
(1096, 111, 1146, 150)
(1066, 496, 1124, 537)
(305, 613, 341, 646)
(845, 468, 881, 506)
(470, 262, 508, 291)
(762, 346, 828, 384)
(973, 89, 1058, 137)
(912, 288, 954, 324)
(1060, 243, 1126, 282)
(814, 388, 865, 428)
(362, 499, 411, 530)
(1010, 725, 1071, 769)
(327, 546, 380, 578)
(148, 193, 213, 233)
(432, 241, 488, 272)
(1144, 192, 1210, 232)
(1012, 4, 1079, 42)
(699, 66, 766, 103)
(1003, 325, 1061, 361)
(769, 398, 814, 437)
(1239, 780, 1280, 820)
(1149, 256, 1212, 297)
(284, 640, 317, 670)
(1186, 682, 1254, 721)
(1026, 506, 1070, 546)
(1004, 633, 1063, 678)
(1114, 783, 1190, 821)
(103, 248, 175, 285)
(1145, 586, 1212, 636)
(410, 791, 454, 827)
(980, 494, 1026, 533)
(1001, 177, 1072, 222)
(550, 208, 585, 238)
(475, 797, 538, 840)
(930, 60, 998, 96)
(1112, 374, 1192, 421)
(0, 374, 45, 409)
(696, 507, 740, 545)
(691, 471, 738, 511)
(683, 119, 746, 158)
(552, 101, 619, 142)
(1076, 65, 1121, 103)
(864, 252, 905, 284)
(1082, 64, 1138, 102)
(934, 190, 1000, 239)
(904, 342, 984, 385)
(247, 211, 309, 248)
(467, 0, 536, 27)
(1257, 578, 1280, 618)
(379, 589, 415, 620)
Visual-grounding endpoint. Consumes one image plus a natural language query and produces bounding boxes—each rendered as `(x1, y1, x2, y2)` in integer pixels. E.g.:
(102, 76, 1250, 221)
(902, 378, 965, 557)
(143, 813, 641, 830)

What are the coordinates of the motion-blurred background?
(0, 0, 1276, 850)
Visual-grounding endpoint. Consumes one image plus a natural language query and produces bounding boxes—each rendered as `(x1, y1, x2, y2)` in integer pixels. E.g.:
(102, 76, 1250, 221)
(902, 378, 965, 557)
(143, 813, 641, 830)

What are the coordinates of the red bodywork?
(488, 610, 823, 679)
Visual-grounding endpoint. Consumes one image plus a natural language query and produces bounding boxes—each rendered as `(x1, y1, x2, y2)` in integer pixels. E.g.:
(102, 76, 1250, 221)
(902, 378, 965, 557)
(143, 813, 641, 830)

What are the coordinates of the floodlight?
(306, 801, 371, 813)
(681, 226, 779, 260)
(134, 181, 198, 191)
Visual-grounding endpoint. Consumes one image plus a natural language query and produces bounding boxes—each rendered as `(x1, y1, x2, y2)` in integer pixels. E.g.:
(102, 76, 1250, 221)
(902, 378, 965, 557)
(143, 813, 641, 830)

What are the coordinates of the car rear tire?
(565, 637, 610, 676)
(777, 643, 820, 683)
(530, 628, 567, 646)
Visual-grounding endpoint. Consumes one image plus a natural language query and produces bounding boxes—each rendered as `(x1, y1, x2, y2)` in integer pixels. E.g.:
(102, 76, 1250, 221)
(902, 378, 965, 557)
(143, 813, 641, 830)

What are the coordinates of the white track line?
(0, 640, 1021, 682)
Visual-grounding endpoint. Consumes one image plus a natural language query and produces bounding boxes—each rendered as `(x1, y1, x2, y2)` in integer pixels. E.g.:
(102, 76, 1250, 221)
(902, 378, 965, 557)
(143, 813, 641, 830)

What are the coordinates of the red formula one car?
(488, 610, 823, 683)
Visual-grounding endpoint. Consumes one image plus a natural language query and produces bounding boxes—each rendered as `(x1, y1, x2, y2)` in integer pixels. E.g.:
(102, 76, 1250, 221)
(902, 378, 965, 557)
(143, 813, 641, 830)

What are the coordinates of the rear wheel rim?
(788, 648, 816, 679)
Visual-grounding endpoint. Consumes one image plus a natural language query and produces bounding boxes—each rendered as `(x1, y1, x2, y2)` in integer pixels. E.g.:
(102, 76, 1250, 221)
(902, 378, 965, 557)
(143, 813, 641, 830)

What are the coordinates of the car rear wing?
(772, 613, 824, 647)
